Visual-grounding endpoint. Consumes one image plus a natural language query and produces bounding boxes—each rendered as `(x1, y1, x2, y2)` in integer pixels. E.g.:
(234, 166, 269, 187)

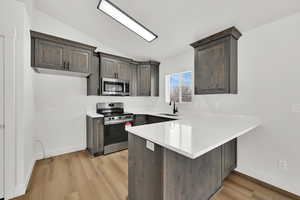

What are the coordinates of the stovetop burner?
(96, 102, 134, 123)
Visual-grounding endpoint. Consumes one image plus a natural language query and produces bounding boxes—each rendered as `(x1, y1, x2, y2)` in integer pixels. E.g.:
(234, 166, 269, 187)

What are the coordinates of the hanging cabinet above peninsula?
(191, 27, 241, 95)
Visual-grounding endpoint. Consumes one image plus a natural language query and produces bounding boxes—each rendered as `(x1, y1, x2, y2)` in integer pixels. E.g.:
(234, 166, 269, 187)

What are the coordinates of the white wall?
(33, 10, 129, 57)
(0, 0, 36, 198)
(14, 2, 36, 197)
(158, 13, 300, 195)
(32, 10, 160, 159)
(22, 6, 36, 194)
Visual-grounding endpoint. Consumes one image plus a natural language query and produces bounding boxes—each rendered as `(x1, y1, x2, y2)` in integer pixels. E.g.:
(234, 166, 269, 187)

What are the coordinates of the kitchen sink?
(133, 114, 176, 126)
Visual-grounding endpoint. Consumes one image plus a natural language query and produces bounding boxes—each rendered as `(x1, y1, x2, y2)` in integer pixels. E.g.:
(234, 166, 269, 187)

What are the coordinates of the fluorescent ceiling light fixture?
(97, 0, 157, 42)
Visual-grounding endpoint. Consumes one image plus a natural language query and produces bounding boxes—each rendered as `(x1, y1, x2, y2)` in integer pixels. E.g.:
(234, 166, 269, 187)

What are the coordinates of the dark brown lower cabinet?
(128, 134, 163, 200)
(128, 134, 237, 200)
(86, 116, 104, 156)
(222, 138, 237, 180)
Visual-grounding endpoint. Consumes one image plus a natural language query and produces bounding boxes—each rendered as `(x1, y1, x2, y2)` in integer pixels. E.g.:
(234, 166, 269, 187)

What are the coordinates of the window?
(165, 71, 192, 103)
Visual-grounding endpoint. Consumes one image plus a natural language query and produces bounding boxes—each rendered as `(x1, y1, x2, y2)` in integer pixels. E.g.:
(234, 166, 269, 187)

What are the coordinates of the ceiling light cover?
(97, 0, 157, 42)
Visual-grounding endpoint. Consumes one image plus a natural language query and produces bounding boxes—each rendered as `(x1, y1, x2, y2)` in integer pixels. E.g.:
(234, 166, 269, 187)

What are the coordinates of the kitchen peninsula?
(126, 113, 261, 200)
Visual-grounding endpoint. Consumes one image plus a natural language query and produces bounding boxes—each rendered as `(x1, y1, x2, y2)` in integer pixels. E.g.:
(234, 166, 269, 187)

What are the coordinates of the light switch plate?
(146, 140, 155, 151)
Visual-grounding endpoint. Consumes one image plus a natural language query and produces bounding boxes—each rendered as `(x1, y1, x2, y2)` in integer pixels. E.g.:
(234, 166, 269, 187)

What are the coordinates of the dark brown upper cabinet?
(100, 53, 132, 81)
(34, 39, 66, 71)
(137, 61, 160, 97)
(191, 27, 241, 95)
(99, 52, 160, 97)
(137, 64, 151, 96)
(67, 46, 92, 73)
(31, 31, 96, 77)
(150, 62, 159, 97)
(87, 53, 101, 96)
(100, 56, 119, 79)
(130, 63, 138, 96)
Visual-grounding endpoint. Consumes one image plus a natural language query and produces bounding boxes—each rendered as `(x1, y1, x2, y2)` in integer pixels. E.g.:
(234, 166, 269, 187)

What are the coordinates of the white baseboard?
(6, 157, 36, 199)
(6, 146, 85, 200)
(36, 145, 86, 160)
(235, 168, 300, 196)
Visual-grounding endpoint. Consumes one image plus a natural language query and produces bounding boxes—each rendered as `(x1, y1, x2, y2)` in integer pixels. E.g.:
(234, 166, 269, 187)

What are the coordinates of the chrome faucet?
(169, 101, 178, 115)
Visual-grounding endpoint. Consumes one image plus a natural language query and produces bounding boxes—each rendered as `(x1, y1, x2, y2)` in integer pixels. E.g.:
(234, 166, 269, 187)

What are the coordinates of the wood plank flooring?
(13, 150, 298, 200)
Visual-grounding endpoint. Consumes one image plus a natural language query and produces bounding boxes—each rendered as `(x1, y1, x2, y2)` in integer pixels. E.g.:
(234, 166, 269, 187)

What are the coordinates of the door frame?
(0, 27, 16, 200)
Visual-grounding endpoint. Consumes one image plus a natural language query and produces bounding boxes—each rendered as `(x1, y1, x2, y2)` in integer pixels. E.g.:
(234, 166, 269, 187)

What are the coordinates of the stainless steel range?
(97, 102, 133, 154)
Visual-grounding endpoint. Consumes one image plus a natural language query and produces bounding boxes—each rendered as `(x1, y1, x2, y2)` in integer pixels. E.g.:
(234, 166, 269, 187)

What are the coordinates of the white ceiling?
(35, 0, 300, 60)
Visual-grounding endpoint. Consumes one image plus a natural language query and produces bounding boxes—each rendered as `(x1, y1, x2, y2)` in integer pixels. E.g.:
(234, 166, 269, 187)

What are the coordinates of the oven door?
(104, 121, 132, 146)
(102, 78, 125, 96)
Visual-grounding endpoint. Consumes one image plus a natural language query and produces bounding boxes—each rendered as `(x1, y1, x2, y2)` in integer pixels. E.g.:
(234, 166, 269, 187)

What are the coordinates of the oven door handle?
(104, 119, 133, 126)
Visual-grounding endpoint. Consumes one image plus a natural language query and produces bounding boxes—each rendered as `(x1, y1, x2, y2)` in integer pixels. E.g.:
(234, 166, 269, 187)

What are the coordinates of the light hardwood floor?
(13, 150, 297, 200)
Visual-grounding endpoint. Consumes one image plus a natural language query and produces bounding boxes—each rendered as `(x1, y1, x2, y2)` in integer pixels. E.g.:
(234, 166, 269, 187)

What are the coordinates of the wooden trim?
(99, 52, 134, 63)
(138, 60, 160, 66)
(233, 171, 300, 200)
(30, 30, 97, 51)
(93, 52, 100, 57)
(190, 27, 242, 48)
(99, 52, 160, 66)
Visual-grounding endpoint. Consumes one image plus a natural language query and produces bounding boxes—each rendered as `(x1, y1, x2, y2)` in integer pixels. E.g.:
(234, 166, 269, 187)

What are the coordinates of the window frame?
(165, 71, 193, 104)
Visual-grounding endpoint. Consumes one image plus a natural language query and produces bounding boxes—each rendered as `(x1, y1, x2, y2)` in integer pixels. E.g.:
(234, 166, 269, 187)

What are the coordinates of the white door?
(0, 36, 4, 199)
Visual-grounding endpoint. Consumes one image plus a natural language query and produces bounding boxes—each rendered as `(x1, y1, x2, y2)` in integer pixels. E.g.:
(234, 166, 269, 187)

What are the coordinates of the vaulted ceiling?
(35, 0, 300, 60)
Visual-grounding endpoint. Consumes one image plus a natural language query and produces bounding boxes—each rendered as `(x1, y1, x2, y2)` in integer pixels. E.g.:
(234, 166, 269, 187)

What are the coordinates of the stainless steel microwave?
(101, 78, 130, 96)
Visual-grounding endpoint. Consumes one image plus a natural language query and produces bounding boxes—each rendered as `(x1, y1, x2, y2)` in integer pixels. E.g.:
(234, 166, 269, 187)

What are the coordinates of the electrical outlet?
(146, 140, 155, 151)
(278, 160, 288, 171)
(292, 104, 300, 113)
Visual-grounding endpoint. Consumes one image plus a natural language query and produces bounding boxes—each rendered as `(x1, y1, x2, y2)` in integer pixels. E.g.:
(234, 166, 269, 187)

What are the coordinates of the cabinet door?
(195, 38, 229, 94)
(35, 39, 66, 70)
(150, 65, 159, 96)
(138, 65, 151, 96)
(130, 64, 138, 96)
(86, 116, 104, 156)
(87, 53, 100, 96)
(128, 134, 163, 200)
(101, 57, 118, 79)
(117, 61, 131, 81)
(67, 47, 91, 73)
(222, 138, 237, 180)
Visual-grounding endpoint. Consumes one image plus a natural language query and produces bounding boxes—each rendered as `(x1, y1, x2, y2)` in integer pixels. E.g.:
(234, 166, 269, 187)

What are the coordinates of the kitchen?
(1, 0, 300, 200)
